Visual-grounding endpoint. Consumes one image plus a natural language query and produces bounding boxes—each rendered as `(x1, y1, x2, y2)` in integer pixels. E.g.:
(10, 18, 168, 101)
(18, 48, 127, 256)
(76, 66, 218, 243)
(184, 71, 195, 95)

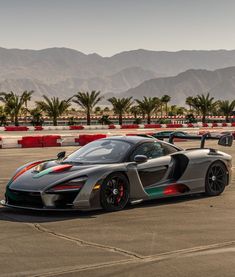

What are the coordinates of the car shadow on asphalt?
(129, 193, 211, 210)
(0, 207, 103, 223)
(0, 193, 211, 224)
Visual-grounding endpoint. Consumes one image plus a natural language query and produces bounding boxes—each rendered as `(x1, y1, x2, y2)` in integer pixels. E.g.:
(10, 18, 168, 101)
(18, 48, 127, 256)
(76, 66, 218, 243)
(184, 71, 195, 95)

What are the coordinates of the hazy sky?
(0, 0, 235, 56)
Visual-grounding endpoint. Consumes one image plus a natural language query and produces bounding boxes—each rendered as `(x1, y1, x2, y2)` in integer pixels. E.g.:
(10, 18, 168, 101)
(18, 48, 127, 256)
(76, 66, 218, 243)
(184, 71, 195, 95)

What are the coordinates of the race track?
(0, 141, 235, 277)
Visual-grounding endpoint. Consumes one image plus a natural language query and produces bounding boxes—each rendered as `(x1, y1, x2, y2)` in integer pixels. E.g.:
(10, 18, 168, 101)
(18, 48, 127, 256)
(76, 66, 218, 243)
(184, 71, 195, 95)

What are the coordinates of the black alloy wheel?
(100, 173, 129, 212)
(205, 161, 228, 196)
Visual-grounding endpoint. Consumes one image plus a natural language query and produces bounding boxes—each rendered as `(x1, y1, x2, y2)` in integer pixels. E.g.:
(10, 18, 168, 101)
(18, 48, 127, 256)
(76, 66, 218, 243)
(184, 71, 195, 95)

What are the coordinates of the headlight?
(47, 176, 88, 193)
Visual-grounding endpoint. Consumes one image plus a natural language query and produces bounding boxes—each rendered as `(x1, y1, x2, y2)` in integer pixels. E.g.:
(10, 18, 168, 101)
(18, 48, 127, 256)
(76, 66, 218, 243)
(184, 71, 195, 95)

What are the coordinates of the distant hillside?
(121, 67, 235, 105)
(1, 47, 235, 98)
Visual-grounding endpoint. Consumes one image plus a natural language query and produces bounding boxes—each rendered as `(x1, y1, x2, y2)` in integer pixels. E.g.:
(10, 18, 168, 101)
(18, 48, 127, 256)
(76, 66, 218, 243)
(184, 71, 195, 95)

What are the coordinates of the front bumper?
(3, 175, 102, 211)
(2, 186, 99, 211)
(4, 187, 81, 210)
(1, 199, 77, 211)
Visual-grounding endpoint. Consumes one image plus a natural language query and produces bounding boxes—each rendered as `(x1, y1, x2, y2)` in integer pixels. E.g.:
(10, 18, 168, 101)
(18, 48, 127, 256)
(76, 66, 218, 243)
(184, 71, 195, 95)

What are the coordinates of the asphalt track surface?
(0, 141, 235, 276)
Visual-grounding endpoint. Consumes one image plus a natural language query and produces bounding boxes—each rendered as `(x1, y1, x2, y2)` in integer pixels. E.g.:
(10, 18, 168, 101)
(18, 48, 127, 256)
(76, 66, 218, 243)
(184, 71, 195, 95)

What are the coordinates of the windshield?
(64, 139, 131, 164)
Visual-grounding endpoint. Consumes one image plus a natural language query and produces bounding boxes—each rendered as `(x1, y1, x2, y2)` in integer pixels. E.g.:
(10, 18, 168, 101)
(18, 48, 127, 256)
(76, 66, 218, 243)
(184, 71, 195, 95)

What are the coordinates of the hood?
(8, 160, 108, 192)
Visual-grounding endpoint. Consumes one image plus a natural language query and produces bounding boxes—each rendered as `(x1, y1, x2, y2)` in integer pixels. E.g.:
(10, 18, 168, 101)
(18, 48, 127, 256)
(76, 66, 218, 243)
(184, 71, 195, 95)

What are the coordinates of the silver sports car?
(1, 133, 233, 212)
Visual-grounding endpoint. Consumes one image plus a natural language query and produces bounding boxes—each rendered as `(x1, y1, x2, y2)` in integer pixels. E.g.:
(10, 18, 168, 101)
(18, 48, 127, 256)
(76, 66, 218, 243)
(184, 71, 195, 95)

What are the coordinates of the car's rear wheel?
(205, 161, 228, 196)
(100, 173, 129, 212)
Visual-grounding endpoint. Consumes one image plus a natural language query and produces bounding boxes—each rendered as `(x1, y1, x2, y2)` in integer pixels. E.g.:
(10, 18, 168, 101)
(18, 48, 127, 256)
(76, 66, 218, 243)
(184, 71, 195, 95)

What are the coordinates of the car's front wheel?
(205, 161, 228, 196)
(100, 173, 129, 212)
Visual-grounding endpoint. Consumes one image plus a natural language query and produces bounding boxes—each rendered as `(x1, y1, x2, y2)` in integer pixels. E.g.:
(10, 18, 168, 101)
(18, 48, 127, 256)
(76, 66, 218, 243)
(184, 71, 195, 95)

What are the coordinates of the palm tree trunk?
(15, 114, 19, 126)
(25, 101, 28, 125)
(160, 104, 163, 117)
(87, 110, 91, 125)
(147, 113, 151, 124)
(165, 103, 168, 116)
(53, 116, 57, 126)
(226, 115, 229, 123)
(10, 114, 14, 124)
(119, 113, 122, 125)
(202, 113, 206, 124)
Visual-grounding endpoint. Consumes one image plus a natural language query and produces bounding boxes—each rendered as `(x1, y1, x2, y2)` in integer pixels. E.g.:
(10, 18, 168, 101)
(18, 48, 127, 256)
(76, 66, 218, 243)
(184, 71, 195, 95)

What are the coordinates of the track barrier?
(1, 122, 235, 131)
(5, 126, 29, 131)
(76, 134, 107, 146)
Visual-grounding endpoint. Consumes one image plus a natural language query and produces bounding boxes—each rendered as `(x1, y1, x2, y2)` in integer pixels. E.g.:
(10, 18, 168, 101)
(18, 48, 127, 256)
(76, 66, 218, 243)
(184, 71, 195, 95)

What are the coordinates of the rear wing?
(156, 132, 233, 148)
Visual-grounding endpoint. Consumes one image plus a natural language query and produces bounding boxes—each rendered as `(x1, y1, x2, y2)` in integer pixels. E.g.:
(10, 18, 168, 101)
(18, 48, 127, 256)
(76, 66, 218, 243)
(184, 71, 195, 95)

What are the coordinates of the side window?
(150, 142, 165, 158)
(161, 143, 178, 155)
(130, 142, 165, 161)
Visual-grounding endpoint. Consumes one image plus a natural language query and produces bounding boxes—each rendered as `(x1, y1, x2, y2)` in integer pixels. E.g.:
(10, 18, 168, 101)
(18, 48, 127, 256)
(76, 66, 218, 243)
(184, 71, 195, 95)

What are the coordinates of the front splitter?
(0, 200, 79, 212)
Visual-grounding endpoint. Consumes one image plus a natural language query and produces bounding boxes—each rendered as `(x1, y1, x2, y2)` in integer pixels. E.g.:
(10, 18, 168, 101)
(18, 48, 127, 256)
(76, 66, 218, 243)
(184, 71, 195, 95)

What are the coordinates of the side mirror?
(218, 134, 233, 147)
(57, 151, 66, 159)
(134, 155, 148, 163)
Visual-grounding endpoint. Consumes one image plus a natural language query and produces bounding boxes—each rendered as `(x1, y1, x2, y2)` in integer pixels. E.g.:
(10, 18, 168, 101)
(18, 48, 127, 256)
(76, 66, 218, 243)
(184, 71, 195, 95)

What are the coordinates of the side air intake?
(168, 154, 189, 180)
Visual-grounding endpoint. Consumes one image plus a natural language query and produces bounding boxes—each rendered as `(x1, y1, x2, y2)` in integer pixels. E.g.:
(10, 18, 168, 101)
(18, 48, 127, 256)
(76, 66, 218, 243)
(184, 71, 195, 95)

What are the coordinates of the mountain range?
(0, 47, 235, 104)
(122, 67, 235, 106)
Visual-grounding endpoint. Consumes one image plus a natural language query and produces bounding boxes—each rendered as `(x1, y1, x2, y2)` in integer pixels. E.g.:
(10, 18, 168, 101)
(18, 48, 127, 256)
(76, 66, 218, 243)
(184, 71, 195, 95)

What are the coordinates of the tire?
(205, 161, 228, 196)
(100, 173, 130, 212)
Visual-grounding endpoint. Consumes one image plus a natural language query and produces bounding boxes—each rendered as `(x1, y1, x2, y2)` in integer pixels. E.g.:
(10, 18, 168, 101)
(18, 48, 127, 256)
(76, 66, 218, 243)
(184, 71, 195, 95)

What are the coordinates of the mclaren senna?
(1, 132, 233, 212)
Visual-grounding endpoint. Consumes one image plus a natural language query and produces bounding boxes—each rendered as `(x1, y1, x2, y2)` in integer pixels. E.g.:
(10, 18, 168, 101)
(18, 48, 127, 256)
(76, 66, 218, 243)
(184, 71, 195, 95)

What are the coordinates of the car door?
(129, 141, 175, 188)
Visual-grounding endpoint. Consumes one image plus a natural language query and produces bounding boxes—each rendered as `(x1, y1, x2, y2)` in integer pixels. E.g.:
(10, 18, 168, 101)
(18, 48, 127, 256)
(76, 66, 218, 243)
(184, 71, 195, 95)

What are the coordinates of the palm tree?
(0, 92, 14, 123)
(94, 106, 102, 115)
(176, 106, 186, 115)
(36, 96, 72, 126)
(108, 97, 133, 125)
(219, 100, 235, 122)
(185, 96, 194, 111)
(136, 97, 160, 124)
(29, 107, 44, 126)
(193, 93, 217, 123)
(0, 106, 7, 126)
(0, 91, 29, 126)
(130, 105, 141, 119)
(191, 97, 200, 115)
(22, 90, 34, 109)
(73, 91, 103, 125)
(169, 105, 177, 116)
(161, 95, 171, 116)
(103, 107, 110, 113)
(130, 105, 142, 124)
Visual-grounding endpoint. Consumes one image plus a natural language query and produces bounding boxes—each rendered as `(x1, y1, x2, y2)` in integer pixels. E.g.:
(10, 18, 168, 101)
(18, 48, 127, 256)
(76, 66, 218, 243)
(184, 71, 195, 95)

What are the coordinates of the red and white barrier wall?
(1, 129, 235, 149)
(0, 134, 107, 149)
(1, 122, 235, 132)
(1, 122, 235, 149)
